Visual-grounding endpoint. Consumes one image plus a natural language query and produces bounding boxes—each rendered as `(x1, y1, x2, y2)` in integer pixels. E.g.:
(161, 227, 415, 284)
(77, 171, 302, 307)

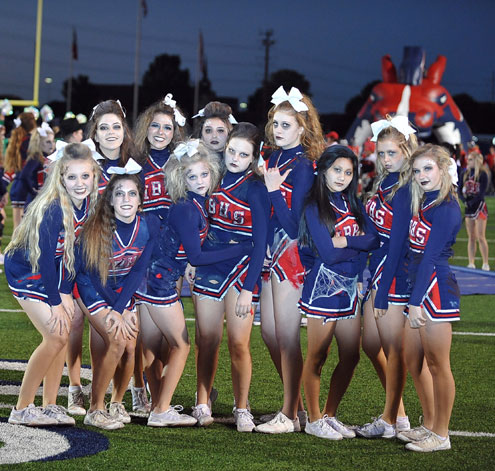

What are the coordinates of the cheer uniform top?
(407, 190, 461, 322)
(458, 169, 488, 220)
(136, 191, 251, 307)
(76, 214, 157, 315)
(299, 193, 379, 322)
(266, 145, 314, 287)
(5, 197, 91, 306)
(142, 148, 172, 221)
(193, 170, 270, 303)
(19, 154, 49, 208)
(365, 172, 412, 309)
(10, 136, 30, 205)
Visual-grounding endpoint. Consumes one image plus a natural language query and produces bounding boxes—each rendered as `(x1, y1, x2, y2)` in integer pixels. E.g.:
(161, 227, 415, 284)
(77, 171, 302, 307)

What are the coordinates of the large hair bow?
(173, 140, 200, 160)
(24, 106, 40, 120)
(270, 86, 309, 112)
(370, 115, 416, 142)
(448, 157, 458, 186)
(107, 158, 142, 175)
(1, 99, 13, 117)
(163, 93, 186, 127)
(40, 104, 54, 123)
(37, 122, 53, 137)
(192, 107, 238, 124)
(47, 138, 105, 162)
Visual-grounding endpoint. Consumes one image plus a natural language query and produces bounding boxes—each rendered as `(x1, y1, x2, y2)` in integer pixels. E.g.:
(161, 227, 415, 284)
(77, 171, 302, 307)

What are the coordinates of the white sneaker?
(397, 425, 431, 443)
(84, 409, 124, 430)
(467, 263, 476, 269)
(396, 415, 411, 432)
(255, 411, 299, 434)
(195, 387, 218, 411)
(192, 403, 214, 427)
(147, 405, 197, 427)
(405, 432, 451, 452)
(325, 416, 355, 438)
(482, 263, 491, 271)
(43, 404, 76, 426)
(356, 415, 396, 438)
(107, 402, 131, 424)
(131, 386, 151, 414)
(68, 387, 86, 416)
(234, 408, 255, 432)
(305, 416, 343, 440)
(8, 404, 58, 426)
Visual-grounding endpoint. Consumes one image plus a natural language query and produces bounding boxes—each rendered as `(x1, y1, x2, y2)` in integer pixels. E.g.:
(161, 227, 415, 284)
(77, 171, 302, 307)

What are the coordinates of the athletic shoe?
(397, 425, 431, 443)
(84, 409, 124, 430)
(325, 416, 356, 438)
(396, 415, 411, 432)
(305, 416, 343, 440)
(131, 386, 151, 414)
(147, 405, 197, 427)
(107, 402, 131, 424)
(467, 263, 476, 269)
(259, 411, 277, 423)
(192, 404, 214, 427)
(356, 415, 396, 438)
(297, 410, 307, 430)
(482, 263, 491, 271)
(234, 408, 255, 432)
(8, 404, 58, 426)
(255, 411, 299, 434)
(67, 387, 86, 416)
(43, 404, 76, 426)
(405, 432, 451, 452)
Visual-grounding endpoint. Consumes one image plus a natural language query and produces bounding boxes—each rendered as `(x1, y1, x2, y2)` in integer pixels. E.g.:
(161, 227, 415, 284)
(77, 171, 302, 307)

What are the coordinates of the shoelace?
(169, 405, 184, 414)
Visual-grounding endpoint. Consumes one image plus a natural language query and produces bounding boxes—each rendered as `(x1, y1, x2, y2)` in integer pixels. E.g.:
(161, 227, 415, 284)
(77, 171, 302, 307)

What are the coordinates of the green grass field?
(0, 199, 494, 470)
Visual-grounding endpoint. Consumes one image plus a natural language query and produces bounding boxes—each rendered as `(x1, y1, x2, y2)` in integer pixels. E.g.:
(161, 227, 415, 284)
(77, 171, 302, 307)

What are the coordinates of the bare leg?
(42, 346, 68, 406)
(111, 336, 137, 403)
(465, 217, 476, 266)
(67, 301, 85, 387)
(475, 217, 489, 266)
(324, 314, 361, 417)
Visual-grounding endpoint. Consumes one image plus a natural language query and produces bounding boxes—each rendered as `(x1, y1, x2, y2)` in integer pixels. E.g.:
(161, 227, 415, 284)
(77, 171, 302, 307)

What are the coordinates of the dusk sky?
(1, 0, 494, 115)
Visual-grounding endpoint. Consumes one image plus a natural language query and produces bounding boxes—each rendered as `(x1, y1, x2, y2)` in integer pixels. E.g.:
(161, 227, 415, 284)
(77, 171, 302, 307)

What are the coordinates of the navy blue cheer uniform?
(298, 193, 379, 322)
(76, 214, 157, 315)
(19, 155, 48, 209)
(5, 197, 91, 305)
(265, 145, 314, 287)
(365, 173, 412, 309)
(142, 148, 172, 222)
(407, 190, 461, 322)
(193, 170, 270, 303)
(9, 136, 30, 206)
(458, 168, 488, 220)
(136, 192, 251, 307)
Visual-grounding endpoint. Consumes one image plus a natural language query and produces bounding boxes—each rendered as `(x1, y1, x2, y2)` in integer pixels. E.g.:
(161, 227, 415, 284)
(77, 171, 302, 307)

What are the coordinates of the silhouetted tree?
(62, 75, 97, 116)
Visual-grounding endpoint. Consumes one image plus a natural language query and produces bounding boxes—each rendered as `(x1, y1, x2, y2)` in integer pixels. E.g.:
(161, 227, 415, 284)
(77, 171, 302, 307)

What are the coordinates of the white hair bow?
(163, 93, 186, 127)
(173, 140, 200, 160)
(24, 106, 40, 120)
(37, 122, 53, 137)
(47, 138, 105, 162)
(270, 86, 309, 112)
(448, 157, 458, 186)
(1, 99, 13, 117)
(40, 104, 54, 123)
(192, 107, 238, 124)
(370, 116, 416, 142)
(107, 158, 142, 175)
(14, 118, 21, 128)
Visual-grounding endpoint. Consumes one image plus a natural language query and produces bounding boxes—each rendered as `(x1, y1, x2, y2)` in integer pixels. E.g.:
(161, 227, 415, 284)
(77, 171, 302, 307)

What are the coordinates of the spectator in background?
(59, 118, 84, 143)
(325, 131, 339, 147)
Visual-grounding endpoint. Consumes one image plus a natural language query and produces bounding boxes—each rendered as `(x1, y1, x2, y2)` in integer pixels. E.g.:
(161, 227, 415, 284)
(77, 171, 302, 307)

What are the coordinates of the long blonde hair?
(410, 144, 458, 216)
(463, 151, 487, 184)
(367, 118, 418, 202)
(165, 141, 222, 203)
(264, 92, 325, 162)
(5, 143, 100, 277)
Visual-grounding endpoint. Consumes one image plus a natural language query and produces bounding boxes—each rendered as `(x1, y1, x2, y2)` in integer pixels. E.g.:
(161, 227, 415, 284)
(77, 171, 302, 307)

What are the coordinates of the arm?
(268, 158, 314, 239)
(19, 159, 41, 197)
(374, 186, 412, 310)
(170, 204, 251, 266)
(409, 204, 461, 306)
(345, 203, 380, 252)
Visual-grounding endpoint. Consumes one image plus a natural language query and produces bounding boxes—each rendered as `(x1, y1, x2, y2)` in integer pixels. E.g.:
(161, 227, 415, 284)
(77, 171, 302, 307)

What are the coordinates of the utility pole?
(262, 30, 275, 111)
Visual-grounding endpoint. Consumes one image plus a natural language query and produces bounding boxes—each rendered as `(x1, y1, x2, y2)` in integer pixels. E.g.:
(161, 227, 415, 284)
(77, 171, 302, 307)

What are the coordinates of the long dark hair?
(299, 145, 365, 248)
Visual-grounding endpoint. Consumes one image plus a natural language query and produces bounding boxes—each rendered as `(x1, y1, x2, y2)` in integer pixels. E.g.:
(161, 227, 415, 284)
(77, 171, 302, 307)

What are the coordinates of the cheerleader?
(77, 169, 156, 430)
(256, 86, 325, 434)
(357, 116, 418, 438)
(193, 101, 237, 155)
(5, 143, 100, 426)
(20, 122, 55, 208)
(192, 123, 270, 431)
(458, 151, 490, 270)
(136, 140, 251, 427)
(5, 111, 37, 228)
(400, 144, 461, 452)
(132, 93, 187, 413)
(299, 146, 379, 440)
